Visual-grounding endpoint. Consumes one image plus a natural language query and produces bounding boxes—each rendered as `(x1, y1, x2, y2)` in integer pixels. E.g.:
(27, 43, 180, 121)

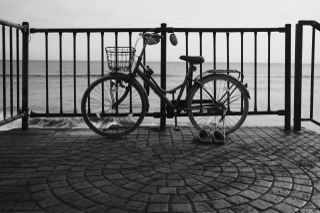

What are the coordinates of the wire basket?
(105, 47, 136, 72)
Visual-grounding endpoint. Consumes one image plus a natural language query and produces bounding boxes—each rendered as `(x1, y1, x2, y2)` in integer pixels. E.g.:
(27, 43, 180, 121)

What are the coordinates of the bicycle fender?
(108, 72, 150, 112)
(193, 72, 251, 99)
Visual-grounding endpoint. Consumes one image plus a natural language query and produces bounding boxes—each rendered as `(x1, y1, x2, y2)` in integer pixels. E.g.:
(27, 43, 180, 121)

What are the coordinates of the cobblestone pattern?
(0, 126, 320, 212)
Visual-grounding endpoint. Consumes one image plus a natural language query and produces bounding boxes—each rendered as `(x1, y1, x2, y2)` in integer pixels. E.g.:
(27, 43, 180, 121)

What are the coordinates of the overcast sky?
(1, 0, 320, 62)
(1, 0, 320, 28)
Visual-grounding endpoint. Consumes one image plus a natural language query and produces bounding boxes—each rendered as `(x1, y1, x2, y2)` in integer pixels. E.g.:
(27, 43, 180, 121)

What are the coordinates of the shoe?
(192, 129, 213, 143)
(212, 130, 225, 145)
(198, 129, 212, 143)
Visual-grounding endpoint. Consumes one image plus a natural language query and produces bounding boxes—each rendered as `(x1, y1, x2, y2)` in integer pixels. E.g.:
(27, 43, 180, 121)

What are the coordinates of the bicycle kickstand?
(173, 111, 180, 131)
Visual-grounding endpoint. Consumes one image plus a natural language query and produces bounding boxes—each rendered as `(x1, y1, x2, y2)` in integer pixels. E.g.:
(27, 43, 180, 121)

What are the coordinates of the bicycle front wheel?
(187, 74, 249, 135)
(81, 74, 147, 137)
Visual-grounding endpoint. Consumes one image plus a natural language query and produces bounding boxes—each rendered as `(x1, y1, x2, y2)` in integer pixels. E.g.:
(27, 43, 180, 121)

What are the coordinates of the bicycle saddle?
(179, 56, 204, 64)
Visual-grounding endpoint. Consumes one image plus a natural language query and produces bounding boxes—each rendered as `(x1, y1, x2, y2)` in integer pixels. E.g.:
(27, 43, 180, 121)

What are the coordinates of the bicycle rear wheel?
(187, 74, 249, 135)
(81, 74, 147, 137)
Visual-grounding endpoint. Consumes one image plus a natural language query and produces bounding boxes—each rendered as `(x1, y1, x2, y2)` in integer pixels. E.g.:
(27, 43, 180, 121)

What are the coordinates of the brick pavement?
(0, 126, 320, 212)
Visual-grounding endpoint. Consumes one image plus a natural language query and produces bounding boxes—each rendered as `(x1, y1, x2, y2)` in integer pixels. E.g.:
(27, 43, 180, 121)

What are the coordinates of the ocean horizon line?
(1, 59, 320, 65)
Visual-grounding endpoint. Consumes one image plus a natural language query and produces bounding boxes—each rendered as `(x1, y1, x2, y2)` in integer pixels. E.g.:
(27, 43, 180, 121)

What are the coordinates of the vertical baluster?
(267, 31, 271, 112)
(16, 29, 20, 112)
(284, 24, 291, 130)
(310, 27, 315, 120)
(213, 32, 216, 100)
(240, 32, 244, 82)
(87, 32, 91, 114)
(240, 32, 244, 112)
(142, 32, 149, 95)
(294, 23, 303, 131)
(226, 32, 230, 70)
(213, 32, 216, 69)
(160, 23, 167, 130)
(254, 31, 257, 112)
(101, 32, 105, 114)
(115, 32, 118, 71)
(115, 32, 119, 114)
(73, 32, 77, 114)
(2, 25, 6, 119)
(199, 32, 203, 110)
(199, 32, 203, 76)
(129, 31, 133, 113)
(59, 32, 63, 114)
(21, 22, 29, 130)
(45, 32, 49, 114)
(185, 32, 191, 92)
(9, 27, 13, 117)
(226, 32, 230, 110)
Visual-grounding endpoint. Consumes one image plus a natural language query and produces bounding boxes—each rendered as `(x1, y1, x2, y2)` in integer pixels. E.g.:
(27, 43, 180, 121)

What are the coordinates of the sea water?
(0, 60, 319, 131)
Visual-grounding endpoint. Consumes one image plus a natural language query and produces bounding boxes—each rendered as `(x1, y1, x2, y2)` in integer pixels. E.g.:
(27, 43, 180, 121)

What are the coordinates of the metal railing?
(30, 23, 291, 130)
(0, 19, 29, 129)
(294, 20, 320, 130)
(1, 21, 292, 130)
(173, 25, 291, 131)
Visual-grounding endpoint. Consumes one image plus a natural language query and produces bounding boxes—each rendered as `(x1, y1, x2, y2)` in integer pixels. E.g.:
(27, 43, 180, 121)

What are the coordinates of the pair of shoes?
(193, 129, 225, 145)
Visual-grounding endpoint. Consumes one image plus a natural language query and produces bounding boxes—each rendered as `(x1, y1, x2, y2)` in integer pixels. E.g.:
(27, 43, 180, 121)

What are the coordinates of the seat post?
(187, 63, 196, 93)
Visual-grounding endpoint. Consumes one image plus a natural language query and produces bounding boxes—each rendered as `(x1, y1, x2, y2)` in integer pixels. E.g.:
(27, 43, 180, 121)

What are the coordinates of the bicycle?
(81, 28, 250, 137)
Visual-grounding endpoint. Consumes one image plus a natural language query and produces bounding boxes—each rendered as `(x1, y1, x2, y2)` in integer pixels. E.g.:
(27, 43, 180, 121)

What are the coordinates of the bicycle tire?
(187, 74, 249, 135)
(81, 73, 148, 137)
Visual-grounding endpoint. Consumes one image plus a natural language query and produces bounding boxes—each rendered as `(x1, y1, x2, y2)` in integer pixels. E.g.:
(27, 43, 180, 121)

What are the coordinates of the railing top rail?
(30, 26, 287, 34)
(30, 28, 156, 33)
(0, 18, 24, 30)
(174, 27, 287, 33)
(298, 20, 320, 31)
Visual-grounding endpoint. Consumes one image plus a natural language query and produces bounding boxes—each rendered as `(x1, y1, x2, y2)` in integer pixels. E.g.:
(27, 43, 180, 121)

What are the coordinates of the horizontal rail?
(0, 19, 24, 30)
(298, 20, 320, 31)
(30, 110, 285, 118)
(30, 27, 287, 34)
(0, 112, 26, 126)
(174, 27, 287, 33)
(30, 28, 155, 33)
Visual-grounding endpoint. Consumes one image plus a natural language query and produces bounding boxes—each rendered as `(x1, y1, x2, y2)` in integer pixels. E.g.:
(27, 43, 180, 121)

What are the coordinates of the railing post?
(284, 24, 291, 131)
(22, 22, 29, 130)
(294, 22, 303, 131)
(160, 23, 167, 130)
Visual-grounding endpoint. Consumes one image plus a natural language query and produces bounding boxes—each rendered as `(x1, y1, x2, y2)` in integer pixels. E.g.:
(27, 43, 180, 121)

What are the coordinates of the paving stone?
(250, 199, 274, 210)
(147, 203, 168, 212)
(261, 193, 285, 204)
(150, 194, 170, 203)
(159, 186, 177, 194)
(209, 199, 232, 209)
(11, 201, 35, 210)
(274, 203, 299, 212)
(171, 203, 193, 212)
(125, 200, 147, 212)
(232, 205, 259, 213)
(284, 196, 308, 208)
(171, 195, 189, 203)
(226, 195, 249, 205)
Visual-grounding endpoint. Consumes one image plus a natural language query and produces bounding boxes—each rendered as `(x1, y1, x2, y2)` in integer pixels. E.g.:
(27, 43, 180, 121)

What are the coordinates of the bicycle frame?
(112, 33, 226, 116)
